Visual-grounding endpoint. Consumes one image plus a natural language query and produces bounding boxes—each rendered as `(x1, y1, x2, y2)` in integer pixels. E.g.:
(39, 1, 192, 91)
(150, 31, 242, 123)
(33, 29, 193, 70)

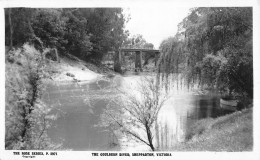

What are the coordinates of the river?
(42, 73, 233, 151)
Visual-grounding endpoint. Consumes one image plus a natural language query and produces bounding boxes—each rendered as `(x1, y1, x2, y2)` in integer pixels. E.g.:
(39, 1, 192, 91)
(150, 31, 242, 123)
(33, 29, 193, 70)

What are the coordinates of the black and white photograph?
(1, 0, 259, 159)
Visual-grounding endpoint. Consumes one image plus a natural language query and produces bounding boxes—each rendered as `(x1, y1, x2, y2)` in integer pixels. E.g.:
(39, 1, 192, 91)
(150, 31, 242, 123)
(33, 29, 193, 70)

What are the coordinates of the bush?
(5, 44, 61, 150)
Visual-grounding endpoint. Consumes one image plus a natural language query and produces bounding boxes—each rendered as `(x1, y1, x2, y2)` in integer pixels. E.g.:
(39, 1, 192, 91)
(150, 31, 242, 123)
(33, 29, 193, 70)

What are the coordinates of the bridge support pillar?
(135, 51, 142, 72)
(114, 50, 122, 73)
(155, 52, 160, 66)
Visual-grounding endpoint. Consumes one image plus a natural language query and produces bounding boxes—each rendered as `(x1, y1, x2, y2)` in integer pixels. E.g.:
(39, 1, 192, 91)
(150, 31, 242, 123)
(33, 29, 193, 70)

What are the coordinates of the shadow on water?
(193, 95, 234, 120)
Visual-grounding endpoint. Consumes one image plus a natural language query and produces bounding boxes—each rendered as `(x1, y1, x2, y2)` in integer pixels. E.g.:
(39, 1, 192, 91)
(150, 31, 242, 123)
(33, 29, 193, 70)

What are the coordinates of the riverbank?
(45, 54, 117, 83)
(171, 108, 253, 151)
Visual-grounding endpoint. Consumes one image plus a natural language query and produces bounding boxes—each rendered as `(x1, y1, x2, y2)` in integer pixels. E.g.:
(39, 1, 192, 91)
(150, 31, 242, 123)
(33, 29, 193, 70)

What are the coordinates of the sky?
(123, 7, 191, 49)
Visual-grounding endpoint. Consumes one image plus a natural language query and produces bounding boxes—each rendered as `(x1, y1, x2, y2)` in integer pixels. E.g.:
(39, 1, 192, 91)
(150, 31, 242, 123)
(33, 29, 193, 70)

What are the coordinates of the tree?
(5, 8, 36, 47)
(80, 8, 128, 62)
(61, 8, 92, 57)
(5, 8, 128, 63)
(32, 9, 68, 52)
(143, 43, 154, 49)
(7, 8, 13, 49)
(158, 7, 253, 99)
(158, 35, 185, 74)
(122, 34, 148, 49)
(100, 77, 168, 151)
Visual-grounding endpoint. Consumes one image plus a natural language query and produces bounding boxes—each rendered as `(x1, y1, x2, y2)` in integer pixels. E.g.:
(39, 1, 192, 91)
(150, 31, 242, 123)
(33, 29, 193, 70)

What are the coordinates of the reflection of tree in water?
(156, 108, 187, 150)
(195, 95, 233, 120)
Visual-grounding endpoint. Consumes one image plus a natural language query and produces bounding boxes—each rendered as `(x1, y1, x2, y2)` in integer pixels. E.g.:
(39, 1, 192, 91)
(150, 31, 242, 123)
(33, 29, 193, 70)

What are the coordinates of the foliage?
(158, 7, 253, 99)
(100, 77, 168, 151)
(61, 9, 92, 57)
(5, 44, 61, 150)
(199, 54, 227, 87)
(5, 8, 128, 63)
(158, 35, 185, 74)
(122, 34, 154, 49)
(5, 8, 36, 47)
(32, 9, 68, 52)
(83, 8, 128, 61)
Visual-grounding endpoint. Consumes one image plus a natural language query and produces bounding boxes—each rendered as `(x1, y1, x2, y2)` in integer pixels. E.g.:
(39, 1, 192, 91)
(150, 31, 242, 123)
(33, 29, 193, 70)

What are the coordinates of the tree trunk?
(145, 123, 155, 151)
(8, 8, 13, 49)
(27, 20, 45, 61)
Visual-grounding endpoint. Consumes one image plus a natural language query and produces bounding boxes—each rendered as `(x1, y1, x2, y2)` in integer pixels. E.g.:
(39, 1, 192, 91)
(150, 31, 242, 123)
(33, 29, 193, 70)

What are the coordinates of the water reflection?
(43, 75, 233, 151)
(155, 91, 233, 149)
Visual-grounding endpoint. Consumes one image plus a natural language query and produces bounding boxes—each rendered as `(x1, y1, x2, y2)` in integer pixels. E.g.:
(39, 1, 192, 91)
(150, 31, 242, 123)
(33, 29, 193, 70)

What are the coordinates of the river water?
(42, 73, 232, 151)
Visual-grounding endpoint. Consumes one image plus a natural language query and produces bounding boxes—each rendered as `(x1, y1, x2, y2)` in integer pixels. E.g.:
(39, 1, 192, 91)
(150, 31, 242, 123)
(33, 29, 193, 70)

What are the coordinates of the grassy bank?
(172, 108, 253, 151)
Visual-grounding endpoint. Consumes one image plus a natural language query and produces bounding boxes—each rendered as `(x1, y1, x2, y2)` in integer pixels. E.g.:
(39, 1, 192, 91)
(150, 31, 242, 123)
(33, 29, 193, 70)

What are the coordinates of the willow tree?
(158, 7, 253, 99)
(157, 34, 186, 90)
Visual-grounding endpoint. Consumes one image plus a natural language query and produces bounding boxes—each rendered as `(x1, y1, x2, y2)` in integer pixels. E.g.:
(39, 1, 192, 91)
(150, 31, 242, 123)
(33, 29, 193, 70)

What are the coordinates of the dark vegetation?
(158, 7, 253, 106)
(5, 8, 128, 63)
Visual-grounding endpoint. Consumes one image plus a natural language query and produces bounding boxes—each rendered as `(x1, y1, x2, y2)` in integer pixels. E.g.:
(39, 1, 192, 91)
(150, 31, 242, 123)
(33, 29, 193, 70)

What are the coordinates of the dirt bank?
(45, 55, 117, 83)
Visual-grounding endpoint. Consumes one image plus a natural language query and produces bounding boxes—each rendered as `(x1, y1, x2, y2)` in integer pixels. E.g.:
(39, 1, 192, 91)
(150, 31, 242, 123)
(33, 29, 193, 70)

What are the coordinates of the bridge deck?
(120, 48, 160, 53)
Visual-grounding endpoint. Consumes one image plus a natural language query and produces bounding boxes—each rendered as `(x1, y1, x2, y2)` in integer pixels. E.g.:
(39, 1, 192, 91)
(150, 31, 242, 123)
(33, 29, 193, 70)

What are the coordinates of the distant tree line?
(158, 7, 253, 100)
(5, 8, 129, 63)
(122, 34, 154, 49)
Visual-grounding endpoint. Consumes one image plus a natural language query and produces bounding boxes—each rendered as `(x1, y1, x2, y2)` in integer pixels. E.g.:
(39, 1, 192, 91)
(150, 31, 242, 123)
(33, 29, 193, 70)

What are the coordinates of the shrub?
(5, 44, 61, 150)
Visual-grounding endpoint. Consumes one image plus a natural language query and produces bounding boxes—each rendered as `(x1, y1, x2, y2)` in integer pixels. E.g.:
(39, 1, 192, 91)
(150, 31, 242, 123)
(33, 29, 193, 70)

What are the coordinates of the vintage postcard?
(1, 0, 259, 159)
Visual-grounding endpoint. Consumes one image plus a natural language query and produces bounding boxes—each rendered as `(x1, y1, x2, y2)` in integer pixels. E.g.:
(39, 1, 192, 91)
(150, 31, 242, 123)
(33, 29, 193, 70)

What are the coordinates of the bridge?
(114, 48, 160, 72)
